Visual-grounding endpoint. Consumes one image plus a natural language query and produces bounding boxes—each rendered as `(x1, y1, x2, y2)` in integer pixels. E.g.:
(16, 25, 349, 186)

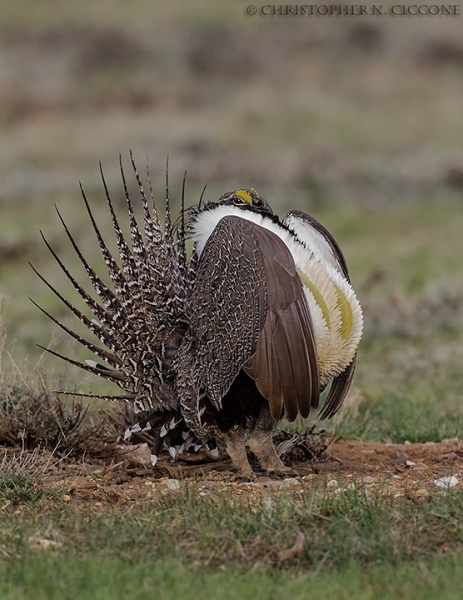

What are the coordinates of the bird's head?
(213, 188, 274, 217)
(185, 187, 276, 248)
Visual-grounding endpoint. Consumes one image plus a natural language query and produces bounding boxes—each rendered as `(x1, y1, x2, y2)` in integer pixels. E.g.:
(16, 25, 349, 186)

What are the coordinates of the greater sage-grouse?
(34, 156, 363, 478)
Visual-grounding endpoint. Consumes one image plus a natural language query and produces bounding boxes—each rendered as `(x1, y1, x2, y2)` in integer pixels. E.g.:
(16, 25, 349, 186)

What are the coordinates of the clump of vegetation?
(0, 305, 125, 458)
(0, 379, 127, 458)
(1, 381, 83, 450)
(0, 448, 61, 504)
(0, 359, 130, 457)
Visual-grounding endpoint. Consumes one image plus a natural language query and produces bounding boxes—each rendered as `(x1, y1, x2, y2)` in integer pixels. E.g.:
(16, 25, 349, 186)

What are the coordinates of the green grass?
(0, 473, 58, 504)
(2, 555, 463, 600)
(1, 485, 463, 598)
(331, 331, 463, 443)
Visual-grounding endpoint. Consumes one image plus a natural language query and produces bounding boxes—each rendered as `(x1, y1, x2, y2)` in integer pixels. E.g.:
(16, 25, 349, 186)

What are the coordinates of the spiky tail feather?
(33, 155, 220, 464)
(32, 156, 193, 447)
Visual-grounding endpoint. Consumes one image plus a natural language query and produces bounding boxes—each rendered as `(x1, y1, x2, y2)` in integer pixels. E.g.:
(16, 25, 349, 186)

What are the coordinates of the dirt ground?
(11, 437, 463, 508)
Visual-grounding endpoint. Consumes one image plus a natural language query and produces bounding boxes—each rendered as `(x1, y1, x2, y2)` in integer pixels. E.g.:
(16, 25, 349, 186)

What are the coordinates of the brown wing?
(318, 353, 357, 420)
(243, 225, 319, 421)
(285, 209, 350, 281)
(191, 215, 319, 420)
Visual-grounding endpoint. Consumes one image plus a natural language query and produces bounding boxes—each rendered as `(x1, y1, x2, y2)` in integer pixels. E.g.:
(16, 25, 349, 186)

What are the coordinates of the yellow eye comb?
(234, 190, 253, 204)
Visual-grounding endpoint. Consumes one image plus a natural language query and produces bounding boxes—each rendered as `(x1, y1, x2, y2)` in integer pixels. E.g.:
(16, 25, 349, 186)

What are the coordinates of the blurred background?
(1, 0, 462, 439)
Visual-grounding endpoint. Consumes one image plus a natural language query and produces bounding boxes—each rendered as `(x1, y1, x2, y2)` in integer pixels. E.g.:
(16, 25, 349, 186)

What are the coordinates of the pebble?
(166, 479, 181, 491)
(363, 476, 375, 484)
(282, 478, 299, 486)
(265, 477, 299, 487)
(62, 495, 71, 502)
(117, 443, 151, 466)
(434, 476, 459, 488)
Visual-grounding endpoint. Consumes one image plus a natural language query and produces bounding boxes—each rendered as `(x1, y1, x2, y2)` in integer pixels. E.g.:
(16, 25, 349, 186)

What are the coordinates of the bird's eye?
(233, 197, 247, 206)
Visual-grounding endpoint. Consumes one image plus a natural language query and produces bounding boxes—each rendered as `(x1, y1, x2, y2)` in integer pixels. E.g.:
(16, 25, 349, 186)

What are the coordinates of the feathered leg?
(225, 426, 255, 479)
(248, 404, 292, 475)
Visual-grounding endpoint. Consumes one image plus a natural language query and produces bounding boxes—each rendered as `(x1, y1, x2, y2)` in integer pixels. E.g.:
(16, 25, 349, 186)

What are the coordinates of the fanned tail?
(32, 155, 190, 416)
(33, 154, 221, 466)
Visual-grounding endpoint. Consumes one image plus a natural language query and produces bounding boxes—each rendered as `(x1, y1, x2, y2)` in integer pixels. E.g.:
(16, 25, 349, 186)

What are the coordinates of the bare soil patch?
(5, 437, 463, 509)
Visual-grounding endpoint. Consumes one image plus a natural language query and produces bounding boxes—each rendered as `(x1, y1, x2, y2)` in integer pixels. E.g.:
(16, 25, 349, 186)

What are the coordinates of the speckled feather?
(34, 158, 189, 413)
(176, 216, 320, 439)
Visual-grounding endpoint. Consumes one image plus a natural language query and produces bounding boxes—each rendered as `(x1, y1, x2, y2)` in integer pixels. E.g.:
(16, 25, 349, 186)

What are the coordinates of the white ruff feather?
(192, 205, 363, 385)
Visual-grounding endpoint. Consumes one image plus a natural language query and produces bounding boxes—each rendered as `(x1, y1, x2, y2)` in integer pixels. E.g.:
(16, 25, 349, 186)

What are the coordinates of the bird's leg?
(225, 426, 255, 479)
(249, 404, 293, 475)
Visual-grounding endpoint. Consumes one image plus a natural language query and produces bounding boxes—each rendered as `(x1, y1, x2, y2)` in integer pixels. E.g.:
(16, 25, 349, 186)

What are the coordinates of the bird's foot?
(234, 469, 258, 482)
(225, 427, 256, 481)
(265, 465, 298, 479)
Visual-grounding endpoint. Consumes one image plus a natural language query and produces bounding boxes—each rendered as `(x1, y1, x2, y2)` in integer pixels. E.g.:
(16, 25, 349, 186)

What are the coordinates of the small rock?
(327, 479, 339, 489)
(166, 479, 180, 491)
(67, 476, 98, 491)
(404, 441, 412, 445)
(265, 478, 299, 488)
(434, 476, 459, 488)
(116, 443, 151, 466)
(363, 476, 375, 484)
(405, 460, 416, 467)
(62, 494, 71, 503)
(282, 478, 299, 486)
